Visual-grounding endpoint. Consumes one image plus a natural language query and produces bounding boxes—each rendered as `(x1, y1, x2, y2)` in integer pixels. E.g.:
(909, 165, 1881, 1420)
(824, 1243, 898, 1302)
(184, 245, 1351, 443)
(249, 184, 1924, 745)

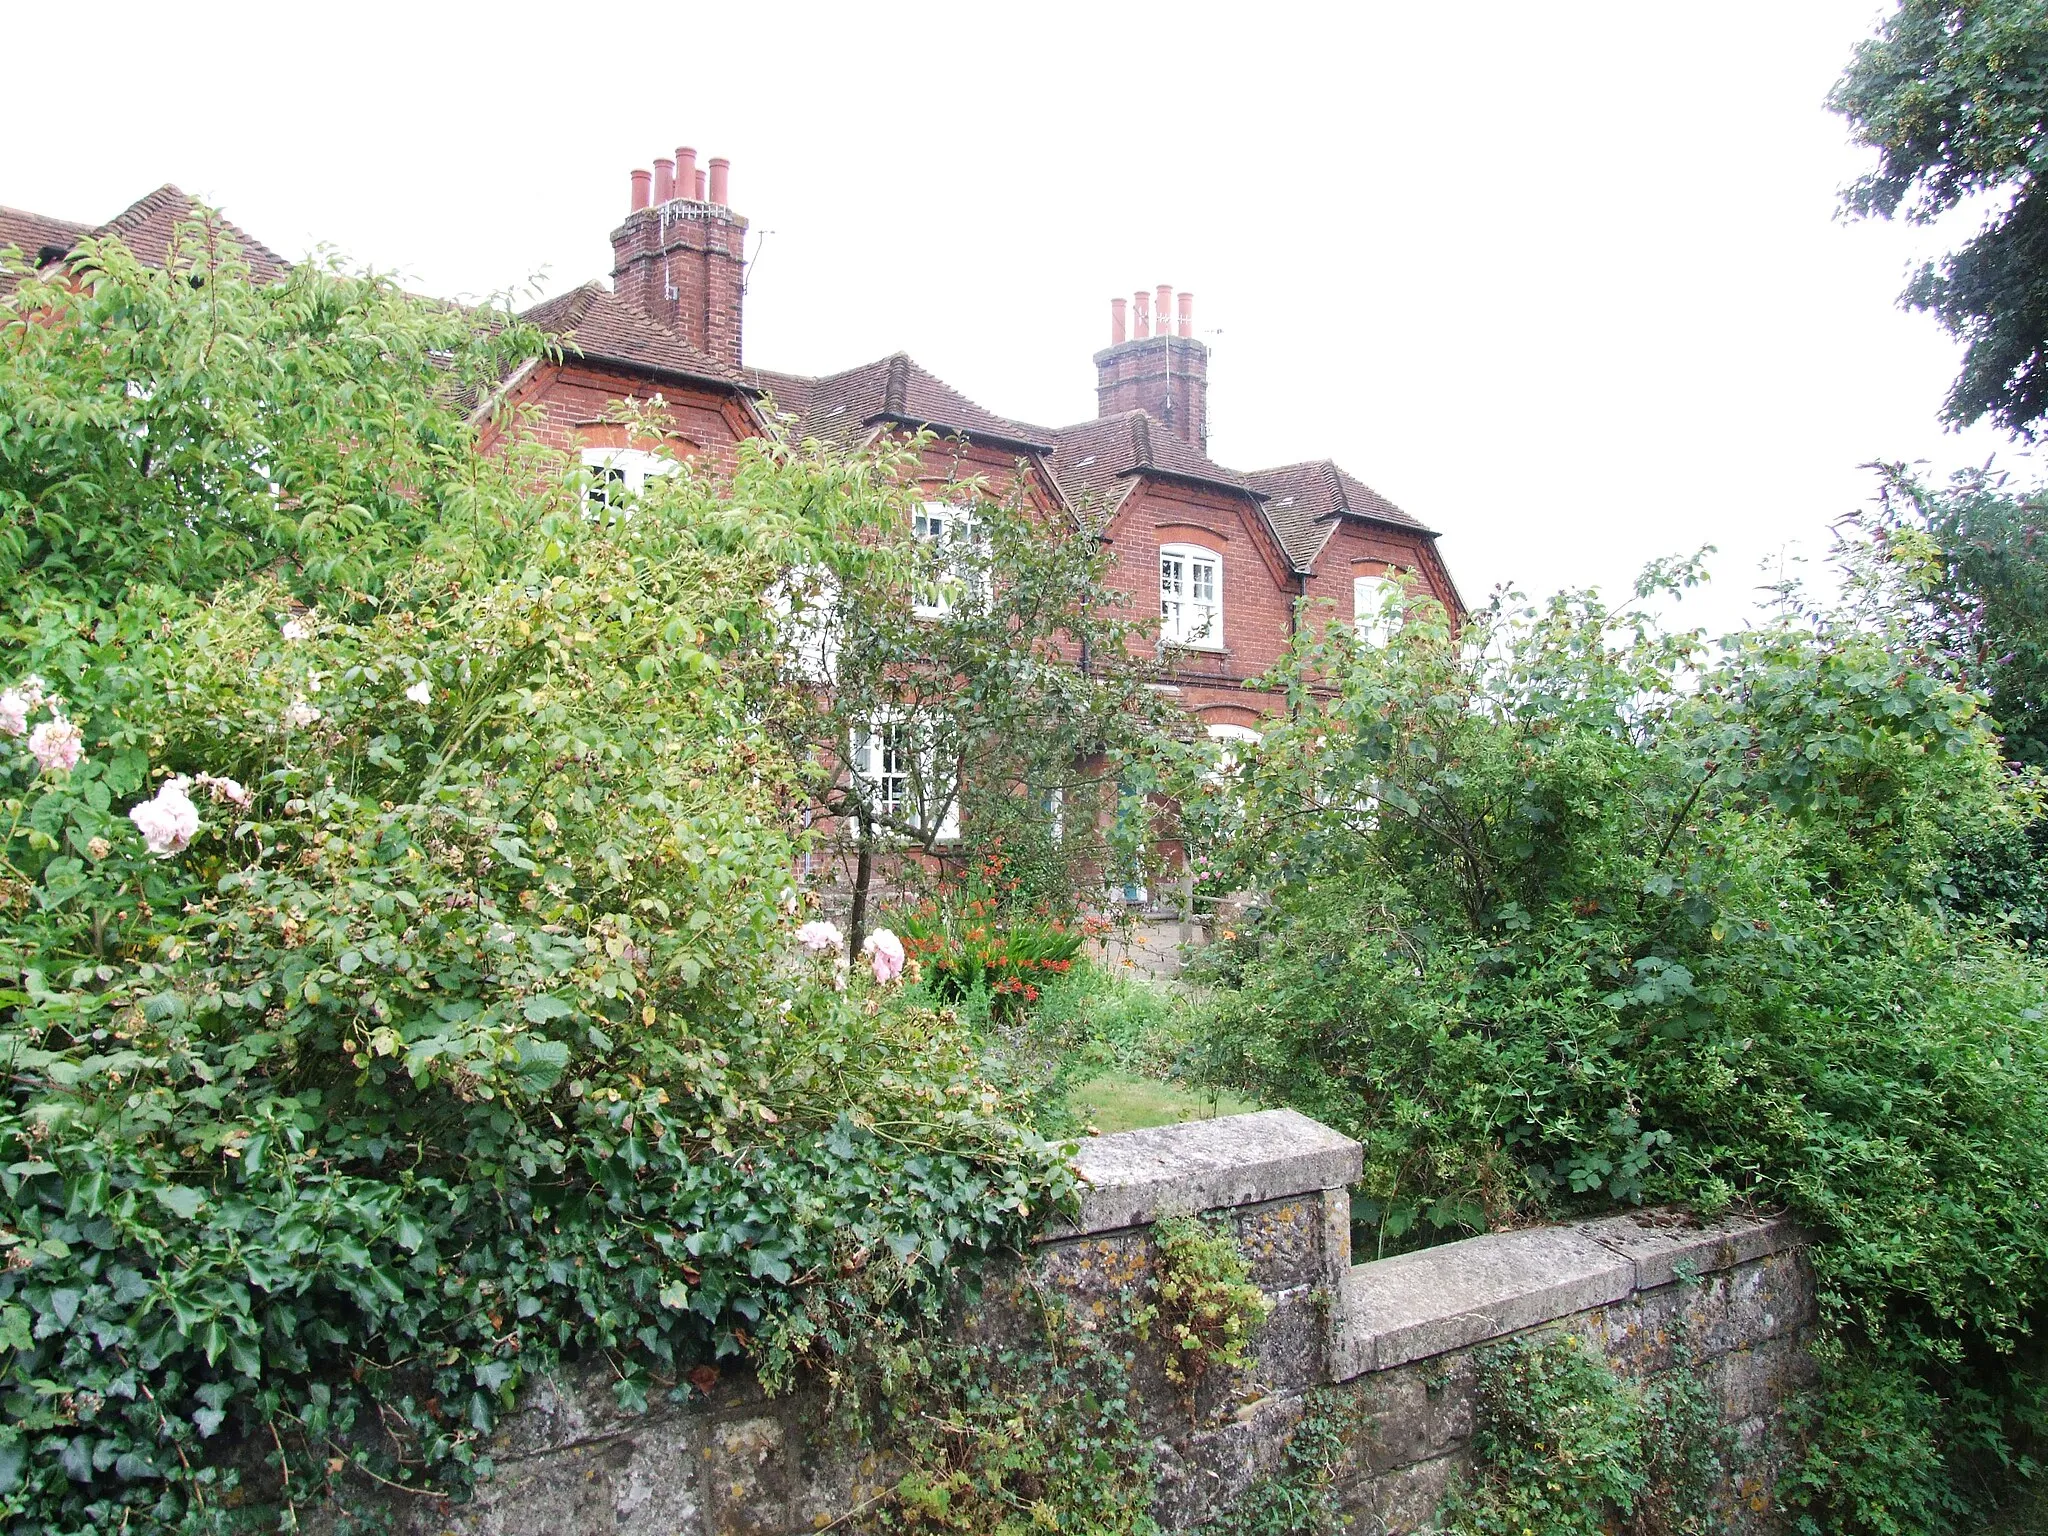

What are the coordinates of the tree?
(756, 445, 1173, 950)
(1857, 460, 2048, 765)
(1831, 0, 2048, 435)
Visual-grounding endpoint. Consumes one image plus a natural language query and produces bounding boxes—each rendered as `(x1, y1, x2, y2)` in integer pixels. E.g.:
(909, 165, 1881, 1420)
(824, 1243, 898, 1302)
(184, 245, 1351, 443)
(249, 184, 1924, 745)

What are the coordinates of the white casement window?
(850, 717, 960, 843)
(912, 501, 988, 618)
(1205, 722, 1262, 771)
(1160, 544, 1223, 649)
(580, 447, 675, 515)
(1204, 722, 1263, 811)
(1353, 574, 1403, 646)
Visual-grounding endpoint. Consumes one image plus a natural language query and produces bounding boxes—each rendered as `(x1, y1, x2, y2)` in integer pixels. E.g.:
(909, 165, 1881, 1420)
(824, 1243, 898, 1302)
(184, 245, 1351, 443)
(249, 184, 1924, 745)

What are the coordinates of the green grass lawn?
(1065, 1069, 1260, 1134)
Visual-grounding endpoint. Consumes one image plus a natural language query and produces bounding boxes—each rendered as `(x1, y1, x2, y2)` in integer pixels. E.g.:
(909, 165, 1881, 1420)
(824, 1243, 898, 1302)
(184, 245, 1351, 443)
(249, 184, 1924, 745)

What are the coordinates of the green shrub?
(1442, 1333, 1725, 1536)
(0, 225, 1074, 1532)
(1173, 547, 2048, 1527)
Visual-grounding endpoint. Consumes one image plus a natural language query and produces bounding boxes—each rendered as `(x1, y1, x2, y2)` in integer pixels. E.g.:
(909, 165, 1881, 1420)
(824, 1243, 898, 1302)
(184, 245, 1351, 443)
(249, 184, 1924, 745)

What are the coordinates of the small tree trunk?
(849, 821, 874, 955)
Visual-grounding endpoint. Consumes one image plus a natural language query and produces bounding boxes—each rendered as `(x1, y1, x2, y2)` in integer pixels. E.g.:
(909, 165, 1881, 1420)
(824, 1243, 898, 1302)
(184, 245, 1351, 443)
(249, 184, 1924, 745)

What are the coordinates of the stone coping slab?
(1570, 1210, 1799, 1292)
(1042, 1109, 1364, 1240)
(1333, 1210, 1800, 1379)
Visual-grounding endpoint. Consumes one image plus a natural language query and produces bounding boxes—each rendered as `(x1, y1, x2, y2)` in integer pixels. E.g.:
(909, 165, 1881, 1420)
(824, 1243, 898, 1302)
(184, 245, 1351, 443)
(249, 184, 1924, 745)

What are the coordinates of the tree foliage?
(757, 454, 1170, 948)
(0, 225, 1072, 1532)
(1832, 0, 2048, 435)
(1175, 550, 2048, 1528)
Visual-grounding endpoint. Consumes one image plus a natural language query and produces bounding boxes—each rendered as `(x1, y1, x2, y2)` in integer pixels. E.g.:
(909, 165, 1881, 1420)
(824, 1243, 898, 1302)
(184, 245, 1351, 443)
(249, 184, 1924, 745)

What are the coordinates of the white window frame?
(1353, 574, 1402, 646)
(1160, 543, 1224, 650)
(580, 446, 676, 515)
(912, 500, 988, 618)
(849, 715, 960, 843)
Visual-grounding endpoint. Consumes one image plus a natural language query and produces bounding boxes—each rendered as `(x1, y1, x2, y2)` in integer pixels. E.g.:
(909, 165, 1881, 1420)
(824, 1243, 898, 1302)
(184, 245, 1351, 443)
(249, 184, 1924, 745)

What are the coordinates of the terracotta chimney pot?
(653, 158, 675, 204)
(1156, 285, 1172, 336)
(1110, 297, 1127, 344)
(676, 147, 698, 201)
(1133, 290, 1151, 339)
(695, 169, 708, 200)
(708, 157, 730, 206)
(1178, 292, 1193, 338)
(629, 169, 652, 211)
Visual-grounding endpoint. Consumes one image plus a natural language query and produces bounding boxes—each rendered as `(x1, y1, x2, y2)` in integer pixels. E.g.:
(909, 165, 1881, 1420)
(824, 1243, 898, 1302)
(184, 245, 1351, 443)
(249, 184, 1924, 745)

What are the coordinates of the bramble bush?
(1172, 547, 2048, 1529)
(0, 224, 1073, 1531)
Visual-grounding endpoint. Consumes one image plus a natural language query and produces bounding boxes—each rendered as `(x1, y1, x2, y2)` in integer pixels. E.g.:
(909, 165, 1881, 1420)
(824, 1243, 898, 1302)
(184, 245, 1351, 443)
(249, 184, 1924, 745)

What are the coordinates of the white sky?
(4, 1, 2029, 634)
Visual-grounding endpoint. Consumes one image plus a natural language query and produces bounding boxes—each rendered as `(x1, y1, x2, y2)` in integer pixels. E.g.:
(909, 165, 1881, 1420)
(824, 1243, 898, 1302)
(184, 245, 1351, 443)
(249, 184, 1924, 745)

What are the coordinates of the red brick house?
(3, 160, 1460, 749)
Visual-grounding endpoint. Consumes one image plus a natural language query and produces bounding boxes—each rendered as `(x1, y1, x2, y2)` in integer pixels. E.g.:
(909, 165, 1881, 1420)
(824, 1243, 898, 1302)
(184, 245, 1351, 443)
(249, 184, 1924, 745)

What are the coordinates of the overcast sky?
(4, 1, 2028, 634)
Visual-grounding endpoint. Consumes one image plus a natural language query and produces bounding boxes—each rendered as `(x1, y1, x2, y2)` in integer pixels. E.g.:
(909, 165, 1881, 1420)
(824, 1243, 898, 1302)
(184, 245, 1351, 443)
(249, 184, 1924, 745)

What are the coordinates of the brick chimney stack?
(1094, 283, 1209, 452)
(610, 143, 748, 370)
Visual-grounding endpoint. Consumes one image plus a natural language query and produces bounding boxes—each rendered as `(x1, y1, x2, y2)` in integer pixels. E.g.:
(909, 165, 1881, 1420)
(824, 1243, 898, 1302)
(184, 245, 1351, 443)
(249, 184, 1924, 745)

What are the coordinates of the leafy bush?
(0, 225, 1074, 1532)
(1173, 548, 2048, 1526)
(1442, 1333, 1725, 1536)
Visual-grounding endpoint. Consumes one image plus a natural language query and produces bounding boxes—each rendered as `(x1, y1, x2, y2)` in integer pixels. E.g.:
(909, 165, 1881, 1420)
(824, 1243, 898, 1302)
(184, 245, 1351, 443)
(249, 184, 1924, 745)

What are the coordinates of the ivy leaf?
(154, 1184, 205, 1220)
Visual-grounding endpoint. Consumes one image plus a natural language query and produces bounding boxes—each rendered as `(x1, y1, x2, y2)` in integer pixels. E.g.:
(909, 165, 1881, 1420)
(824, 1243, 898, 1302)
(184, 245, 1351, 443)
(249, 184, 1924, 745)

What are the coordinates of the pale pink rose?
(17, 675, 45, 708)
(28, 716, 83, 774)
(195, 772, 254, 808)
(863, 928, 906, 985)
(129, 777, 201, 857)
(405, 679, 431, 706)
(794, 919, 843, 954)
(281, 698, 321, 731)
(0, 690, 28, 738)
(281, 618, 311, 641)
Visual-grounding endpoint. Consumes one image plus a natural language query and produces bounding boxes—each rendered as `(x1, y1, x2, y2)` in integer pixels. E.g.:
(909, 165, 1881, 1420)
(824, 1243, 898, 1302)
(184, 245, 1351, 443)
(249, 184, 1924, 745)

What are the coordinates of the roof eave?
(1121, 465, 1267, 502)
(565, 343, 758, 397)
(868, 412, 1053, 455)
(1318, 507, 1442, 540)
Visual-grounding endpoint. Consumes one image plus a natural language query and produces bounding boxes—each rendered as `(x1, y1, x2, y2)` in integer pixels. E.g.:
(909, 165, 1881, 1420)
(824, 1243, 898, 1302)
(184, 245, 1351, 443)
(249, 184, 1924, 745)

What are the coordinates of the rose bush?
(0, 221, 1071, 1532)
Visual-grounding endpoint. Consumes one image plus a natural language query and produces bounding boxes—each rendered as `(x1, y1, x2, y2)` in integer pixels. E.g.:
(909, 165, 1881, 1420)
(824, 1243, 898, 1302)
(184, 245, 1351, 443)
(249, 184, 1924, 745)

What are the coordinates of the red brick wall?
(483, 362, 755, 475)
(1300, 519, 1459, 639)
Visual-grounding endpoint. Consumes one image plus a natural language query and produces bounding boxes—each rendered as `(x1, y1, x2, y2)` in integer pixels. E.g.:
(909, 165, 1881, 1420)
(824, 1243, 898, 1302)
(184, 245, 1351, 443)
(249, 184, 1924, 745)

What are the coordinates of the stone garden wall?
(352, 1111, 1814, 1534)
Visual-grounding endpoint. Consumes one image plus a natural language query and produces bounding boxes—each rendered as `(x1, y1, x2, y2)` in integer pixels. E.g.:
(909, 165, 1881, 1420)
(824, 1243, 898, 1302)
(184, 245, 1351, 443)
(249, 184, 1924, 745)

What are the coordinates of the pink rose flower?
(0, 690, 28, 738)
(195, 772, 254, 808)
(28, 715, 83, 774)
(795, 919, 843, 954)
(130, 777, 201, 856)
(863, 928, 906, 984)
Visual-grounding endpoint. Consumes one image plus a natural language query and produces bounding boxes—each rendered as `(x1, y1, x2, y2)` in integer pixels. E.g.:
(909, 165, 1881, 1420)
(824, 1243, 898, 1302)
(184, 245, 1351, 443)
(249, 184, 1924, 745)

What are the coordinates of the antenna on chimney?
(743, 228, 775, 295)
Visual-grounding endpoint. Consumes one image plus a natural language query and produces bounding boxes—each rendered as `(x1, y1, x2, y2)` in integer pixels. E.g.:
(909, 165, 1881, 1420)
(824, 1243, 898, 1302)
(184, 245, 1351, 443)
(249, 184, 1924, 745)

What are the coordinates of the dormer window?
(580, 446, 675, 515)
(912, 501, 986, 618)
(1354, 574, 1403, 646)
(1160, 544, 1222, 649)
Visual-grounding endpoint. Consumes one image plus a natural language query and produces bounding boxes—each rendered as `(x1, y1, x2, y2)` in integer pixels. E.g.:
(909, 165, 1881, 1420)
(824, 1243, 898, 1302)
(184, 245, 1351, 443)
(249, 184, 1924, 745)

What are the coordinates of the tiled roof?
(90, 185, 290, 284)
(522, 281, 747, 388)
(1, 186, 287, 296)
(1242, 459, 1434, 567)
(769, 352, 1053, 451)
(0, 205, 91, 296)
(742, 367, 817, 425)
(1047, 412, 1256, 532)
